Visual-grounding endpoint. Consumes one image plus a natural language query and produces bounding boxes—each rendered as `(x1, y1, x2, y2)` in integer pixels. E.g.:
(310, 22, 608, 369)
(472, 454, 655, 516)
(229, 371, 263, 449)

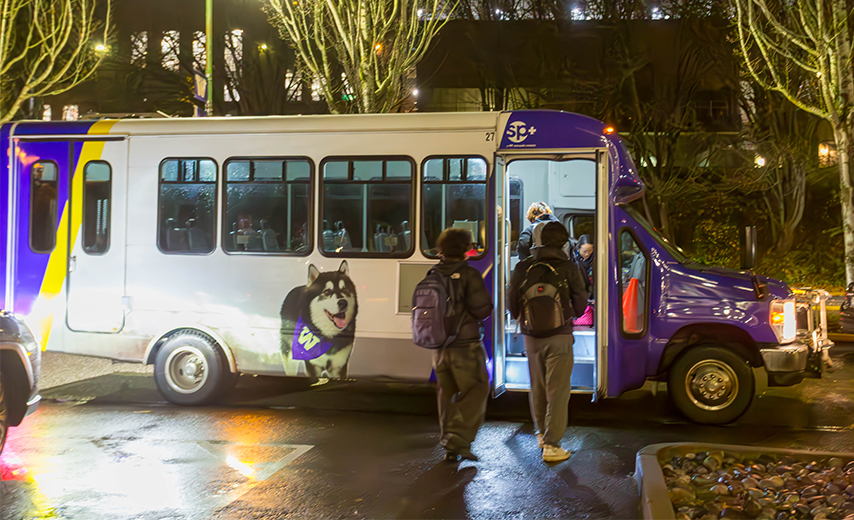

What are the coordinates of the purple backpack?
(411, 267, 461, 349)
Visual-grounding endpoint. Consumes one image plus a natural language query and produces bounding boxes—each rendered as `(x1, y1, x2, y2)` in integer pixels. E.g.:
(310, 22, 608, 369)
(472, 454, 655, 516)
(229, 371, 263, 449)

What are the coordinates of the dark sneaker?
(458, 450, 479, 462)
(444, 452, 460, 462)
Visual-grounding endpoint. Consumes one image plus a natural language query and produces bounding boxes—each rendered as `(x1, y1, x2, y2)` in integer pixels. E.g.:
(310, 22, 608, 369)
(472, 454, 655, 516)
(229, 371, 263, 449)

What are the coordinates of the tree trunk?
(834, 126, 854, 284)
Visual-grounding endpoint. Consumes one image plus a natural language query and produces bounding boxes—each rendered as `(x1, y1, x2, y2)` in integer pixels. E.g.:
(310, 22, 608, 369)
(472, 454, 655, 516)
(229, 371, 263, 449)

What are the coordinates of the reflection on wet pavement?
(1, 430, 311, 519)
(1, 345, 853, 519)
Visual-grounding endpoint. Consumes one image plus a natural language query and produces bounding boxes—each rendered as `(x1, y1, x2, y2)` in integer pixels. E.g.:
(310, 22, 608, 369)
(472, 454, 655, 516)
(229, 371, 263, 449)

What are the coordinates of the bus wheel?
(154, 332, 232, 406)
(668, 345, 754, 424)
(0, 378, 7, 453)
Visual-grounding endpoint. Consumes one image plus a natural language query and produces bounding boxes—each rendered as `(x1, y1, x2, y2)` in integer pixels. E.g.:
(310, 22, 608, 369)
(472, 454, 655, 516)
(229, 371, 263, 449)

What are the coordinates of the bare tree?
(0, 0, 111, 123)
(733, 0, 854, 283)
(264, 0, 457, 114)
(736, 86, 819, 254)
(604, 11, 734, 243)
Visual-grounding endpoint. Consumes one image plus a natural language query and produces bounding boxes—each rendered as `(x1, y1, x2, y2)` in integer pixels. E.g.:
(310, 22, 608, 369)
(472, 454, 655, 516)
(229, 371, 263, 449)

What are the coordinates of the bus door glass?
(492, 155, 507, 397)
(500, 155, 599, 393)
(14, 140, 72, 323)
(66, 139, 128, 334)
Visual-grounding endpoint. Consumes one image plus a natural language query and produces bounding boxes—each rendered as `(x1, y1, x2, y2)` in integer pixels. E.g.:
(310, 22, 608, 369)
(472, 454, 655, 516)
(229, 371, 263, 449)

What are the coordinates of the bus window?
(158, 158, 217, 254)
(421, 156, 488, 258)
(320, 157, 413, 256)
(82, 161, 111, 254)
(30, 161, 59, 253)
(619, 229, 648, 335)
(567, 214, 594, 239)
(223, 158, 312, 254)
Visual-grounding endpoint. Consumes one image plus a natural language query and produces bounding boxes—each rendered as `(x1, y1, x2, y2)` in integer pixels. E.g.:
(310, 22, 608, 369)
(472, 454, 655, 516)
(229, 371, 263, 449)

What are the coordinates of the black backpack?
(519, 260, 569, 337)
(411, 267, 462, 349)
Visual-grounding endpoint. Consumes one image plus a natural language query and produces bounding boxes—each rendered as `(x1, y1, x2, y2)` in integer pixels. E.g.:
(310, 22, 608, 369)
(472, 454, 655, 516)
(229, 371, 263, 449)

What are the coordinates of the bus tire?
(668, 345, 754, 425)
(154, 332, 231, 406)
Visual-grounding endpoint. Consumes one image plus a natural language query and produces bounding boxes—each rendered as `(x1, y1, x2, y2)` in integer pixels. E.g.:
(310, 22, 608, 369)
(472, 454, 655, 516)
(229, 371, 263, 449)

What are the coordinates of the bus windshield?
(621, 204, 692, 264)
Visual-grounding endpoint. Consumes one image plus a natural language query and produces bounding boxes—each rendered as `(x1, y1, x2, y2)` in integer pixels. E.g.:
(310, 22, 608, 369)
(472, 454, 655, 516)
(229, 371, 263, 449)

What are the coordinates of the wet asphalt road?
(2, 345, 854, 520)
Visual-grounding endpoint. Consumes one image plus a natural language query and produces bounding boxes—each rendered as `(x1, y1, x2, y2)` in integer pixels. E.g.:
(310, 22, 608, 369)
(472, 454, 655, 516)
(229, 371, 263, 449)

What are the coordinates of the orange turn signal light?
(604, 126, 616, 135)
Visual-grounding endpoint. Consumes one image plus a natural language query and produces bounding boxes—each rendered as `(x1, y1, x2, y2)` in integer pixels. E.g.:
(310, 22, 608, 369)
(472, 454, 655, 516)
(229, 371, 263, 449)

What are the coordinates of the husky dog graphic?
(280, 260, 358, 378)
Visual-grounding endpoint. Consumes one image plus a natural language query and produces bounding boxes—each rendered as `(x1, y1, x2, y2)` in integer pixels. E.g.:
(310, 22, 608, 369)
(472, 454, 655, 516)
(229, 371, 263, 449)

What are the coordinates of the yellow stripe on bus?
(35, 120, 118, 350)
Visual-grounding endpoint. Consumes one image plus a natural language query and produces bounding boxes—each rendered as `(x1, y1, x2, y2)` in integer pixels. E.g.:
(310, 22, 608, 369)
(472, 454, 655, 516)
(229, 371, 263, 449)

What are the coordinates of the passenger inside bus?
(573, 234, 594, 299)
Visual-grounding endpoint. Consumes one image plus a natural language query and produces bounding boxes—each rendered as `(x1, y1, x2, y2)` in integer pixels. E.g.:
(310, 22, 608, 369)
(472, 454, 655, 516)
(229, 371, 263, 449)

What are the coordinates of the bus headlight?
(770, 299, 796, 344)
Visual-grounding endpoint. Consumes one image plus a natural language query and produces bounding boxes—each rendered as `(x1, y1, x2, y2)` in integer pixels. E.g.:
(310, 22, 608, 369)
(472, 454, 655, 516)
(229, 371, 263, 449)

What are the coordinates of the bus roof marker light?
(603, 126, 616, 135)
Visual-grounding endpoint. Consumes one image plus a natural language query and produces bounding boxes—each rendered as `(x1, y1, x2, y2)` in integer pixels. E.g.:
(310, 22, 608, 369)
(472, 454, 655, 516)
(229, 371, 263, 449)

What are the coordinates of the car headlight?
(770, 299, 797, 344)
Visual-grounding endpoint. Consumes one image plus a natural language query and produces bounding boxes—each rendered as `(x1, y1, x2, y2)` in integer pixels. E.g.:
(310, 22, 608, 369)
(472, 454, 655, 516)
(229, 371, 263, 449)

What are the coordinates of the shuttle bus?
(1, 110, 832, 423)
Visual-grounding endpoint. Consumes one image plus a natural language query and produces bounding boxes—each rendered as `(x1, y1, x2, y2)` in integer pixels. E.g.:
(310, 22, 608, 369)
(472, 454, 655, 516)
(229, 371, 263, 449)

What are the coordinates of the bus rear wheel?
(154, 332, 234, 406)
(668, 345, 754, 424)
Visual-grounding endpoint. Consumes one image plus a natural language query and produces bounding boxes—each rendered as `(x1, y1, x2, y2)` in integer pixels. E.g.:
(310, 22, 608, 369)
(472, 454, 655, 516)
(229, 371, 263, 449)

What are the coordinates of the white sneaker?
(536, 433, 544, 449)
(543, 445, 571, 462)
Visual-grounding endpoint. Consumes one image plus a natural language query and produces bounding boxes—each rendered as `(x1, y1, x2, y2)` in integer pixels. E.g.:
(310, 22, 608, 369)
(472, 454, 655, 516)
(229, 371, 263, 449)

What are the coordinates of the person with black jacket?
(517, 202, 560, 260)
(433, 227, 494, 462)
(509, 222, 587, 463)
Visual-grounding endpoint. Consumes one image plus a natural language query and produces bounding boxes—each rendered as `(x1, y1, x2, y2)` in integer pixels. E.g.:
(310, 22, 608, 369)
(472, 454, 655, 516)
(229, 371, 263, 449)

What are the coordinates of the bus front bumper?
(760, 342, 808, 373)
(760, 339, 831, 387)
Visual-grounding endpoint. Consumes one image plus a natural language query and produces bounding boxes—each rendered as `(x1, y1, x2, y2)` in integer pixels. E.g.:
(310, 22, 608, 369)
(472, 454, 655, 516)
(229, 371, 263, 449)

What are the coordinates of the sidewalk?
(39, 351, 152, 390)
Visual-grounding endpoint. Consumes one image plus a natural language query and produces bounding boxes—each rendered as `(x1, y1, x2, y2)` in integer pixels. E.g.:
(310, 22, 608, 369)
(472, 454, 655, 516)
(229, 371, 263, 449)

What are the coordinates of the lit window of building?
(193, 31, 206, 71)
(131, 31, 147, 67)
(224, 30, 243, 102)
(62, 105, 79, 121)
(161, 30, 180, 72)
(311, 78, 321, 101)
(285, 69, 301, 100)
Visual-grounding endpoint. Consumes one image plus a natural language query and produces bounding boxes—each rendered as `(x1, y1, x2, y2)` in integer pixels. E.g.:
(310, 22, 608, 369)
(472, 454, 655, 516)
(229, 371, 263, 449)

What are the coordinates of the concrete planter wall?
(635, 442, 854, 520)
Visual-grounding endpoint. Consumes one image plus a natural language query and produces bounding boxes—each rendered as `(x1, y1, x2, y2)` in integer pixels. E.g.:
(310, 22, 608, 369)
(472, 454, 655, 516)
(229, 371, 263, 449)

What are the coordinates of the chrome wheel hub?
(165, 346, 209, 394)
(685, 360, 739, 411)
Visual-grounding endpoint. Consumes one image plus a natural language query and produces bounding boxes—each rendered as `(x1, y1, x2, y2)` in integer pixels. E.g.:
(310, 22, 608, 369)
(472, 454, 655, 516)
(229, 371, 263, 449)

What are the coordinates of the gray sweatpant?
(432, 342, 490, 453)
(524, 334, 574, 447)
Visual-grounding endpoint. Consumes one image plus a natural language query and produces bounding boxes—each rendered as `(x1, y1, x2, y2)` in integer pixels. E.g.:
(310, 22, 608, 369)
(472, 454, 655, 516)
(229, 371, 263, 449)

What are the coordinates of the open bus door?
(491, 155, 507, 397)
(494, 150, 607, 400)
(65, 138, 127, 334)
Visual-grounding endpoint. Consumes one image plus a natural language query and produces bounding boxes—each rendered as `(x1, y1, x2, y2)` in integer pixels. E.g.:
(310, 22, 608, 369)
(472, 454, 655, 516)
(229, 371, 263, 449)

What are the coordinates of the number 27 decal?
(485, 132, 495, 141)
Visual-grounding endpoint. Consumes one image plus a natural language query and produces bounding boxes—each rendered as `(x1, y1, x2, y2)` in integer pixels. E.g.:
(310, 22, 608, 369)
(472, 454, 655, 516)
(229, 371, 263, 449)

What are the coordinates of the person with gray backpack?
(509, 221, 587, 462)
(412, 228, 493, 462)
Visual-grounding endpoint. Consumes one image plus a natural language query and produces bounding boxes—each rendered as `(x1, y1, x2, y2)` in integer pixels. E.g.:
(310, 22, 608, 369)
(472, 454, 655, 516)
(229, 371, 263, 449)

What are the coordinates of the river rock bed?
(663, 450, 854, 520)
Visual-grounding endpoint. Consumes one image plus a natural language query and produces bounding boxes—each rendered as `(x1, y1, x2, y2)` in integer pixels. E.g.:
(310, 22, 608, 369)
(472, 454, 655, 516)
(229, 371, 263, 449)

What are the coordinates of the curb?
(635, 442, 854, 520)
(829, 333, 854, 342)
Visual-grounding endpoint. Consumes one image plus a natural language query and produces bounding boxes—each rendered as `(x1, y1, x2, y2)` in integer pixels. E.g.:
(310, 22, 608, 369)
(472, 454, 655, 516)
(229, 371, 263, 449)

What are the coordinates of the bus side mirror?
(740, 225, 756, 270)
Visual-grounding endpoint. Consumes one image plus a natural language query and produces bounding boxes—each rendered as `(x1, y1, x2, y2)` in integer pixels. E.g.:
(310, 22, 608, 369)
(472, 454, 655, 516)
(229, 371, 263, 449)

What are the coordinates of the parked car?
(0, 311, 41, 453)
